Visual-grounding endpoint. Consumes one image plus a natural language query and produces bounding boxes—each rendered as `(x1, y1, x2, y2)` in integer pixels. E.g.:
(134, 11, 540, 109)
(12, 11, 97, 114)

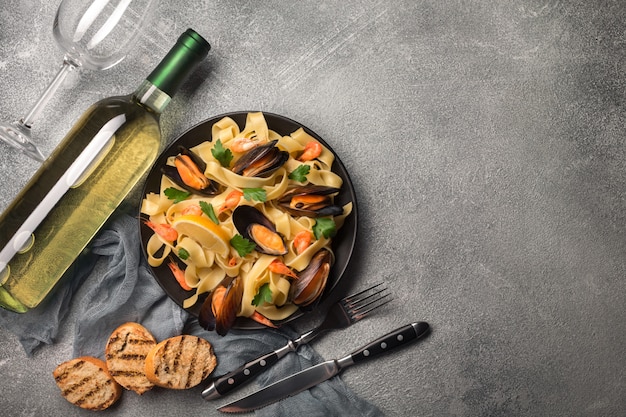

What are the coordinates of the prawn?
(298, 141, 322, 162)
(230, 135, 262, 153)
(250, 311, 277, 328)
(218, 190, 243, 213)
(181, 204, 203, 216)
(268, 259, 298, 279)
(144, 220, 178, 242)
(167, 261, 192, 291)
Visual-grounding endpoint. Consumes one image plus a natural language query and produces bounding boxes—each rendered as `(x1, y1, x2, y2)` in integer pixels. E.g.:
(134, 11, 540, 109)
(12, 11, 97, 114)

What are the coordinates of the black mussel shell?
(198, 276, 243, 336)
(198, 276, 234, 331)
(161, 165, 220, 196)
(198, 292, 216, 331)
(161, 146, 220, 196)
(178, 146, 206, 172)
(232, 206, 288, 255)
(231, 140, 289, 178)
(289, 248, 332, 307)
(278, 185, 343, 217)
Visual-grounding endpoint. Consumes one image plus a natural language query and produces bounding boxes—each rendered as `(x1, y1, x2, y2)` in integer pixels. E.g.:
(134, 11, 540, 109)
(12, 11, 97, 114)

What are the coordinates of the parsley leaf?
(178, 248, 190, 260)
(252, 283, 273, 306)
(211, 139, 233, 167)
(164, 187, 191, 203)
(288, 165, 310, 183)
(200, 201, 219, 224)
(230, 234, 256, 257)
(243, 187, 267, 203)
(313, 217, 337, 239)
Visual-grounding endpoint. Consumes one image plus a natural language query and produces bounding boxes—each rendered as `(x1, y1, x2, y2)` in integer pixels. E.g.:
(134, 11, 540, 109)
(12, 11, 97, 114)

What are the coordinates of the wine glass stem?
(21, 55, 80, 128)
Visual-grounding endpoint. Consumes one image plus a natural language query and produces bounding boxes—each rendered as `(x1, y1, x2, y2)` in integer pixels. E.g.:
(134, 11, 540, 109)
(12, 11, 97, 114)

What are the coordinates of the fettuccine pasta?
(141, 112, 352, 324)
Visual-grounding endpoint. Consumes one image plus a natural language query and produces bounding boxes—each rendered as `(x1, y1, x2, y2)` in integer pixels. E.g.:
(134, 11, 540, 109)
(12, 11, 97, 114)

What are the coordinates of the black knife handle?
(349, 322, 430, 363)
(202, 350, 281, 400)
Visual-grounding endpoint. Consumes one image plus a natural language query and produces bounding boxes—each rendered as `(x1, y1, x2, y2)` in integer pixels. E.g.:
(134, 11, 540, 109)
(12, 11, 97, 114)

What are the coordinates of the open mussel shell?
(232, 205, 288, 255)
(161, 146, 220, 196)
(278, 185, 344, 217)
(231, 139, 289, 177)
(178, 145, 207, 171)
(290, 248, 333, 307)
(198, 276, 243, 336)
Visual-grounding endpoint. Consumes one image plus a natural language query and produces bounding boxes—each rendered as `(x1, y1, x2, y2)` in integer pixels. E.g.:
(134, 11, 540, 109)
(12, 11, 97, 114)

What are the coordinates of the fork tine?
(341, 283, 392, 321)
(349, 293, 392, 320)
(345, 286, 389, 307)
(341, 282, 385, 304)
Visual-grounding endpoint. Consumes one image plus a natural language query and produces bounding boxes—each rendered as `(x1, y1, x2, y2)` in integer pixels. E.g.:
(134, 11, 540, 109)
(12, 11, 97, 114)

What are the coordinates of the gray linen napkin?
(71, 214, 188, 358)
(0, 248, 97, 355)
(0, 213, 383, 416)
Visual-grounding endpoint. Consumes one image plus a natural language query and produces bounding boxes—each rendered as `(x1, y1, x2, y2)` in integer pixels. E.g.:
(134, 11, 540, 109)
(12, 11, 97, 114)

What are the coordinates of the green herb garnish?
(230, 234, 256, 257)
(200, 201, 219, 224)
(313, 217, 337, 239)
(288, 165, 310, 182)
(164, 187, 191, 203)
(178, 248, 190, 260)
(243, 187, 267, 203)
(211, 139, 233, 167)
(252, 283, 273, 306)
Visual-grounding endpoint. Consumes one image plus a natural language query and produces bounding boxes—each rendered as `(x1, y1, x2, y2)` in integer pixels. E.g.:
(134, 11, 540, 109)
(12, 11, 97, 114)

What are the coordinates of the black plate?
(139, 111, 358, 329)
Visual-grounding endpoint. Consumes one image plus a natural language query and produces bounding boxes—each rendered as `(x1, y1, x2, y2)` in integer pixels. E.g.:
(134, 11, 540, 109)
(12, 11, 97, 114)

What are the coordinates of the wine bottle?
(0, 29, 210, 312)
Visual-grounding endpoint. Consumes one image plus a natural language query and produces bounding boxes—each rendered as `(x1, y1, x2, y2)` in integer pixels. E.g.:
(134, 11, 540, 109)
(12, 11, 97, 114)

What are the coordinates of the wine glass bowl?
(53, 0, 154, 71)
(0, 0, 155, 161)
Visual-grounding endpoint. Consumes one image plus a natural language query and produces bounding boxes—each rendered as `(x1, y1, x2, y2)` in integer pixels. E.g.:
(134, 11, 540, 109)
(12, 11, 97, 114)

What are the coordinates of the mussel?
(231, 140, 289, 178)
(289, 248, 332, 307)
(278, 185, 343, 217)
(198, 275, 243, 336)
(161, 146, 220, 196)
(232, 206, 288, 255)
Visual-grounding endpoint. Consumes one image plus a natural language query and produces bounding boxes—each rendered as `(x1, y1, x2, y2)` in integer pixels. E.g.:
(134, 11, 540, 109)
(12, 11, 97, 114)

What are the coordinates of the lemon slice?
(172, 214, 230, 257)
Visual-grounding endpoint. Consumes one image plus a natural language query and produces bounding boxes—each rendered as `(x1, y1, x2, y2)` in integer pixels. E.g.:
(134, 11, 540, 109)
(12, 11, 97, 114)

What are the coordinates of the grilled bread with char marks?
(144, 335, 217, 389)
(53, 356, 122, 410)
(105, 322, 157, 395)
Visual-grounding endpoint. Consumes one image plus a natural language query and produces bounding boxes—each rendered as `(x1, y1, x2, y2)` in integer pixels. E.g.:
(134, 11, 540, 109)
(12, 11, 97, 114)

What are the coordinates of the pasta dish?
(140, 112, 352, 334)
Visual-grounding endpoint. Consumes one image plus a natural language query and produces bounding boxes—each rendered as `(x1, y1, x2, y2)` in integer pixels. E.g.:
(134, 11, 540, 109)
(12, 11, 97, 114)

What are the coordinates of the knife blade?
(217, 321, 430, 413)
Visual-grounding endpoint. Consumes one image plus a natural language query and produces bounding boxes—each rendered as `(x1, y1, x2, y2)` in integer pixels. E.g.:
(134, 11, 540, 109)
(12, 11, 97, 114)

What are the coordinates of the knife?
(217, 321, 430, 413)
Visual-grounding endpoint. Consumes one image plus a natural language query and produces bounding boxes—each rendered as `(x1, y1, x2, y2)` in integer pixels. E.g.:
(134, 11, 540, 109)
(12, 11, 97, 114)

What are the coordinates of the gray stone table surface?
(1, 0, 625, 416)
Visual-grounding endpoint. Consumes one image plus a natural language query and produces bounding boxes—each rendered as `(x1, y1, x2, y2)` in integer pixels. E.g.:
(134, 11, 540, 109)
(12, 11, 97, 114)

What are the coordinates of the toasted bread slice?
(105, 322, 157, 395)
(53, 356, 122, 410)
(145, 335, 217, 389)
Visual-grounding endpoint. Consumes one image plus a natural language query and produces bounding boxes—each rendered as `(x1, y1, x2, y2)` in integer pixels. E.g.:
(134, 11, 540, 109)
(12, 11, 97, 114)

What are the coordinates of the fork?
(201, 283, 391, 400)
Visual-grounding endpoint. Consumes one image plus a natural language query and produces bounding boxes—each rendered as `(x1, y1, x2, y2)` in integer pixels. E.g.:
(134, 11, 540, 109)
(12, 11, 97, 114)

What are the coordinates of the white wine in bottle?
(0, 29, 210, 312)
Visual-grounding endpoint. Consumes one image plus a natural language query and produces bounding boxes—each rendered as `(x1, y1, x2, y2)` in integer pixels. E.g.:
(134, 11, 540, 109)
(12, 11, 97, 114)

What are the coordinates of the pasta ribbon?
(140, 112, 353, 325)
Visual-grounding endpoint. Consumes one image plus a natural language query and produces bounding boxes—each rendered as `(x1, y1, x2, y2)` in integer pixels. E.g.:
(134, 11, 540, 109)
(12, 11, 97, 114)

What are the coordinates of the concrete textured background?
(1, 0, 626, 416)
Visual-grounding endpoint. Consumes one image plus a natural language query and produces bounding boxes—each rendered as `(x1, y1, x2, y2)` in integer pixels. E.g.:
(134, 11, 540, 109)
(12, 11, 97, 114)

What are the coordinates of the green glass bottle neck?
(134, 29, 210, 113)
(146, 29, 210, 97)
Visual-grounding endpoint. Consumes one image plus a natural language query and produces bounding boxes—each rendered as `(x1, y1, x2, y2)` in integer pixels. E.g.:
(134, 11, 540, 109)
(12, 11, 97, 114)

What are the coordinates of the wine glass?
(0, 0, 155, 162)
